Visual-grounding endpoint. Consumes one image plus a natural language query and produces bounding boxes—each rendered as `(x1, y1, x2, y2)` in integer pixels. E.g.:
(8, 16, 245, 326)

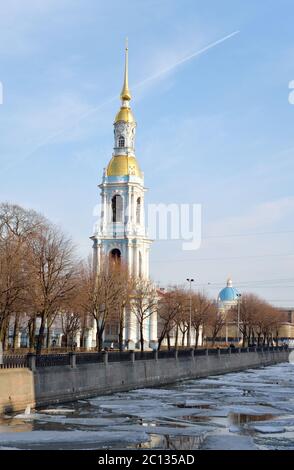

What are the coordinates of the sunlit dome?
(218, 278, 239, 303)
(106, 155, 141, 177)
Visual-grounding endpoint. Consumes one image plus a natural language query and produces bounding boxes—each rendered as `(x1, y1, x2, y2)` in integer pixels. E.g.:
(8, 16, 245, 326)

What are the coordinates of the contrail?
(3, 30, 240, 171)
(134, 30, 240, 88)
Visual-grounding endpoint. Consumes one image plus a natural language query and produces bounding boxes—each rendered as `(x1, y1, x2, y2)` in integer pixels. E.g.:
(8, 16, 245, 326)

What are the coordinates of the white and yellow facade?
(91, 44, 157, 349)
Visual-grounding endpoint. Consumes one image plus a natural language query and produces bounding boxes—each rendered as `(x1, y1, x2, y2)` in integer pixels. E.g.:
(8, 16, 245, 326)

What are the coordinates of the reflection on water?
(0, 417, 33, 433)
(184, 415, 211, 423)
(229, 413, 274, 425)
(135, 434, 204, 450)
(176, 404, 212, 409)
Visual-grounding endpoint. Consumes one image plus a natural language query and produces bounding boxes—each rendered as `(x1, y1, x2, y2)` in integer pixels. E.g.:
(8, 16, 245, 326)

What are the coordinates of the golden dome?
(114, 106, 135, 123)
(106, 155, 141, 177)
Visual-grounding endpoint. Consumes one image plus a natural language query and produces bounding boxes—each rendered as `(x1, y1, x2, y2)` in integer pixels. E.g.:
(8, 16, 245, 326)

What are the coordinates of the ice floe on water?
(0, 430, 150, 450)
(201, 435, 258, 450)
(252, 425, 285, 434)
(1, 362, 294, 449)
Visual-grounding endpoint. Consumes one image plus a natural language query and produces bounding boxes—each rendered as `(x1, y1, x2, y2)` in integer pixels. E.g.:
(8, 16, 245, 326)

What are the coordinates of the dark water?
(1, 362, 294, 450)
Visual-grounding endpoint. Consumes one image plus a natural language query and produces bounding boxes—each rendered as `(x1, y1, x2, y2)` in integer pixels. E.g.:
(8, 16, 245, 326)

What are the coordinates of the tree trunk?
(157, 336, 163, 352)
(118, 311, 124, 351)
(36, 315, 46, 355)
(80, 327, 85, 348)
(29, 320, 36, 350)
(12, 315, 19, 350)
(46, 325, 50, 349)
(181, 330, 185, 347)
(167, 333, 171, 350)
(1, 322, 8, 351)
(140, 323, 144, 352)
(242, 328, 247, 347)
(0, 316, 9, 349)
(175, 326, 179, 349)
(195, 328, 199, 349)
(96, 329, 103, 352)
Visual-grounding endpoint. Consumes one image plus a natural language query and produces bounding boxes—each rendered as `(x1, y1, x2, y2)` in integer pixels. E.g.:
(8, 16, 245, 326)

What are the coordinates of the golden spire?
(120, 38, 131, 101)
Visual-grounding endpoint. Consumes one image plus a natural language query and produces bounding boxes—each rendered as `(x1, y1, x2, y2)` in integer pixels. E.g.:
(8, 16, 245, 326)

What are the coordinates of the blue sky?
(0, 0, 294, 306)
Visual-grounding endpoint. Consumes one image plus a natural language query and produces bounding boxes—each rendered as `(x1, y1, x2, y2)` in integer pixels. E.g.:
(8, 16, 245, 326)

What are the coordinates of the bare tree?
(206, 303, 225, 346)
(191, 292, 212, 348)
(27, 223, 77, 354)
(131, 278, 157, 352)
(110, 264, 133, 351)
(60, 311, 81, 348)
(77, 258, 121, 351)
(157, 288, 185, 351)
(0, 203, 45, 349)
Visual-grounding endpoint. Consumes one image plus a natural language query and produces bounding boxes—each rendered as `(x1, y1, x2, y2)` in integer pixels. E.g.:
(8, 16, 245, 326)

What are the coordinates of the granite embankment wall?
(0, 348, 289, 414)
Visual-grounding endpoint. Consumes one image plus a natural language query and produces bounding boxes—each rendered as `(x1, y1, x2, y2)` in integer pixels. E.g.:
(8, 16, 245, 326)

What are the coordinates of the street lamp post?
(186, 278, 194, 347)
(236, 293, 242, 344)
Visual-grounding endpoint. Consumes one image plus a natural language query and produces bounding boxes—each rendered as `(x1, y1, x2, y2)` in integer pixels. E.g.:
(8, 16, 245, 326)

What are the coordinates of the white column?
(85, 330, 93, 349)
(198, 325, 203, 346)
(74, 330, 81, 348)
(149, 311, 158, 342)
(16, 331, 22, 348)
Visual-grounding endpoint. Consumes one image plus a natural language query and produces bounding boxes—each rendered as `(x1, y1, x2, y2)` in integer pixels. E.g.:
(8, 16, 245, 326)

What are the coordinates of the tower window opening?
(118, 135, 125, 148)
(136, 197, 141, 224)
(110, 248, 121, 267)
(112, 194, 123, 222)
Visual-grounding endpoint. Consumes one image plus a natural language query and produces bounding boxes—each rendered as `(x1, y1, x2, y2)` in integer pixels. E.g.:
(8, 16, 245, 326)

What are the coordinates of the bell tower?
(91, 42, 152, 279)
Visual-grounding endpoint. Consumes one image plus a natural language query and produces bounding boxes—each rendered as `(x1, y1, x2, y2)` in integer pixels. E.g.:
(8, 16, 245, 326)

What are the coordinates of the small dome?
(218, 278, 239, 303)
(106, 155, 141, 177)
(114, 106, 135, 123)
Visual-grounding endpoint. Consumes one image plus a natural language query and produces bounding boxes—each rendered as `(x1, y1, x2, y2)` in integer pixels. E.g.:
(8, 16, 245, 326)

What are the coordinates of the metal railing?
(0, 355, 28, 369)
(108, 351, 133, 362)
(177, 349, 193, 358)
(0, 345, 289, 370)
(35, 353, 70, 367)
(76, 353, 104, 365)
(194, 349, 208, 356)
(158, 349, 177, 359)
(134, 351, 155, 361)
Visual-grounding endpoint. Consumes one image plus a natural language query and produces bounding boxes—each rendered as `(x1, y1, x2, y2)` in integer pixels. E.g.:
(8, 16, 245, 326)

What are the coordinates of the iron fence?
(230, 347, 240, 353)
(158, 349, 176, 359)
(194, 349, 208, 356)
(177, 349, 193, 358)
(108, 351, 133, 362)
(0, 345, 289, 369)
(0, 355, 28, 368)
(220, 348, 230, 354)
(35, 354, 69, 367)
(134, 351, 155, 361)
(207, 348, 218, 355)
(76, 353, 104, 365)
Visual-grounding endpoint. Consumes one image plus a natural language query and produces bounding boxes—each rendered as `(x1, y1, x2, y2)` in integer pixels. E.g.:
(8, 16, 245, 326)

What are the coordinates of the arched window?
(110, 248, 121, 266)
(136, 197, 141, 224)
(112, 195, 123, 222)
(118, 135, 125, 148)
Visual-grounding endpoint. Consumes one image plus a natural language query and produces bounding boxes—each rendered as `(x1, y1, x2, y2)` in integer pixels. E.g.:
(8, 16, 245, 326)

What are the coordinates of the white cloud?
(208, 197, 294, 236)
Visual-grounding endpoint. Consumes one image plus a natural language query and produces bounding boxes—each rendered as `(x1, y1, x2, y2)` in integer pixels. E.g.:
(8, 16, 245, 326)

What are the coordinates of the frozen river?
(1, 362, 294, 450)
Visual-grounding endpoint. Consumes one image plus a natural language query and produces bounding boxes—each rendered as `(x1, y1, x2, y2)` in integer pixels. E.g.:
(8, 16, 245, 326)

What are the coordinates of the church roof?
(114, 106, 135, 123)
(106, 155, 142, 177)
(218, 278, 239, 303)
